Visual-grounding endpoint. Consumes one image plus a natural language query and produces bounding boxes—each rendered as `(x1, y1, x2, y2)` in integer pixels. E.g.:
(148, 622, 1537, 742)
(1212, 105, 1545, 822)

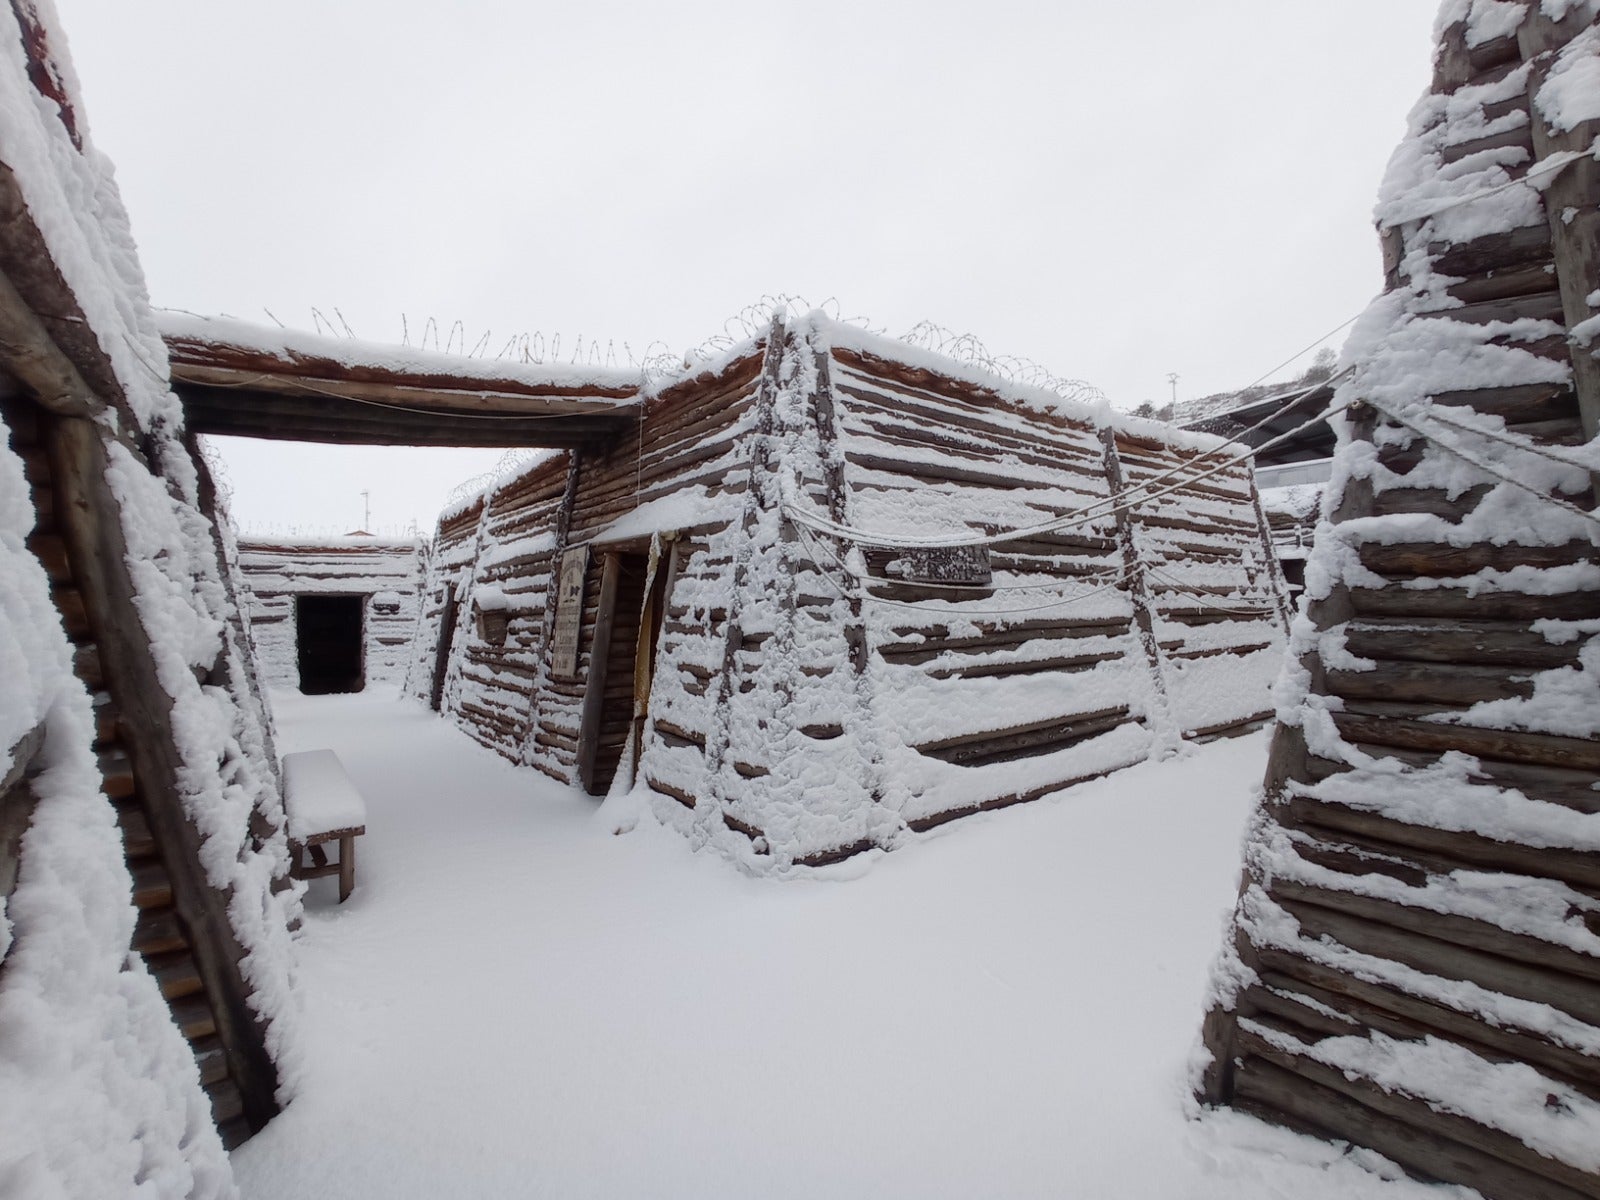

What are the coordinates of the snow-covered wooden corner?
(282, 749, 368, 903)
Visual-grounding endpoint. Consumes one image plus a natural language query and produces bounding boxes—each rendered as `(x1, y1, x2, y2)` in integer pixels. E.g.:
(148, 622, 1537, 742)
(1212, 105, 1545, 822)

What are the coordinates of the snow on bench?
(281, 749, 367, 902)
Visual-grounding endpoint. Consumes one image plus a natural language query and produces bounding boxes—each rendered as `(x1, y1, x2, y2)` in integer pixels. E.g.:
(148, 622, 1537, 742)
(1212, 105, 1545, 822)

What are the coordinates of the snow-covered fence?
(413, 316, 1287, 870)
(1196, 5, 1600, 1196)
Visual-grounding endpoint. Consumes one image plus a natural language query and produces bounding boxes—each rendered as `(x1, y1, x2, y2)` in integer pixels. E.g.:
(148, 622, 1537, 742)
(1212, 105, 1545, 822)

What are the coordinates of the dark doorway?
(578, 548, 677, 796)
(296, 595, 365, 694)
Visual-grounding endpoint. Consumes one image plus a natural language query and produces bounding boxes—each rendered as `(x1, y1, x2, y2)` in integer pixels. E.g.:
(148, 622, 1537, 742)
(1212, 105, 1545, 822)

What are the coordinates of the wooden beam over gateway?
(160, 314, 643, 448)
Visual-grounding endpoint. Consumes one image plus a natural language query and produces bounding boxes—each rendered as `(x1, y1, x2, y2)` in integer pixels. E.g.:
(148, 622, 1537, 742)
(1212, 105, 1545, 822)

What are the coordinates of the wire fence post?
(1099, 426, 1177, 755)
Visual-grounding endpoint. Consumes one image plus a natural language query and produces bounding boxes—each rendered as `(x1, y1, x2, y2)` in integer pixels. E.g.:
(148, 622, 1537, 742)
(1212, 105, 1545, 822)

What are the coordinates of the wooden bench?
(281, 749, 367, 903)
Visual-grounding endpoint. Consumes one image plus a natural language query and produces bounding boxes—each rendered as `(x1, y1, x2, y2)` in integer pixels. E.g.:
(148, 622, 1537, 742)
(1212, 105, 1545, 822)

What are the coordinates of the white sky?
(58, 0, 1441, 534)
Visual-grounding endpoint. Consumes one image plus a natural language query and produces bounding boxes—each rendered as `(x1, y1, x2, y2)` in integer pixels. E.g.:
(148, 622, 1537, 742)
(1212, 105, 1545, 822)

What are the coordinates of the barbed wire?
(441, 447, 560, 511)
(898, 320, 1103, 407)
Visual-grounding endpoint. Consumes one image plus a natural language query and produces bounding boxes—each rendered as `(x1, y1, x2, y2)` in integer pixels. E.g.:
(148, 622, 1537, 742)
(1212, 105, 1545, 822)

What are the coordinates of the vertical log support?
(1249, 479, 1295, 634)
(45, 415, 281, 1133)
(1098, 428, 1173, 745)
(519, 449, 584, 764)
(1521, 9, 1600, 448)
(810, 348, 871, 679)
(0, 722, 46, 916)
(438, 480, 498, 716)
(703, 318, 788, 787)
(429, 584, 458, 712)
(576, 550, 622, 794)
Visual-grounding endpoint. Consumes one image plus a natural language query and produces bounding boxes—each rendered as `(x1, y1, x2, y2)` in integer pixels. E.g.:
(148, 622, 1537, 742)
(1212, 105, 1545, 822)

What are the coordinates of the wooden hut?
(1196, 4, 1600, 1197)
(411, 316, 1292, 869)
(238, 534, 424, 693)
(0, 1, 299, 1184)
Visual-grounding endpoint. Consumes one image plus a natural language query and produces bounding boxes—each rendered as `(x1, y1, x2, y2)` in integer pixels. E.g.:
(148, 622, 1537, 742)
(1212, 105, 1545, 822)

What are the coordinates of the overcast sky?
(58, 0, 1441, 534)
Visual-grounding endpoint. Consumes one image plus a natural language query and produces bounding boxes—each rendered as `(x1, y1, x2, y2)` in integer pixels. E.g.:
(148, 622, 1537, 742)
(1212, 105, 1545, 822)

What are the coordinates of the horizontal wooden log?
(1431, 381, 1575, 423)
(191, 1035, 229, 1086)
(916, 706, 1130, 767)
(1439, 124, 1534, 168)
(1358, 539, 1595, 578)
(146, 950, 205, 1001)
(1342, 617, 1587, 669)
(1274, 888, 1600, 1027)
(133, 906, 188, 956)
(1349, 586, 1600, 622)
(644, 775, 697, 809)
(114, 801, 156, 858)
(165, 341, 638, 407)
(169, 994, 218, 1041)
(1255, 949, 1600, 1101)
(1368, 483, 1494, 519)
(1431, 225, 1552, 280)
(1316, 741, 1600, 812)
(906, 758, 1138, 833)
(204, 1077, 246, 1126)
(924, 648, 1122, 680)
(1232, 1035, 1597, 1200)
(879, 617, 1131, 657)
(1277, 792, 1600, 891)
(1325, 660, 1535, 706)
(1449, 264, 1558, 305)
(1332, 709, 1600, 772)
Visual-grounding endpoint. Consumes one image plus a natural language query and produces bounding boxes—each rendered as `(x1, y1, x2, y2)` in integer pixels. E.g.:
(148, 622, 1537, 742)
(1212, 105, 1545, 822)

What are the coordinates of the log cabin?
(237, 534, 424, 694)
(411, 315, 1292, 870)
(1196, 4, 1600, 1197)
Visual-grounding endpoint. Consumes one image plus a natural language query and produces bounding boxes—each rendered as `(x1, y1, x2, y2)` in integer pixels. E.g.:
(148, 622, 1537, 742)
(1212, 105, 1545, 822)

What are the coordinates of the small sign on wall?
(897, 545, 992, 586)
(550, 545, 589, 680)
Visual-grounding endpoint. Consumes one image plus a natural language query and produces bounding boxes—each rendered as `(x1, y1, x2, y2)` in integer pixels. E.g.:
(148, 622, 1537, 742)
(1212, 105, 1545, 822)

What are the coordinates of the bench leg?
(338, 833, 355, 903)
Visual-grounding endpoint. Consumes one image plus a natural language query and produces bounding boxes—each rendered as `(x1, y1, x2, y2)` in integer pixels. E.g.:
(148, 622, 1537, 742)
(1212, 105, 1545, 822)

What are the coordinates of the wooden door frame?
(576, 551, 623, 794)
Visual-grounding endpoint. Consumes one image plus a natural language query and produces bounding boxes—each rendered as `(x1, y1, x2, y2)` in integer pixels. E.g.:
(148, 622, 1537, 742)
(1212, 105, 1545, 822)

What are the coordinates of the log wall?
(415, 321, 1286, 868)
(409, 348, 764, 790)
(1198, 7, 1600, 1196)
(820, 336, 1286, 835)
(237, 536, 423, 691)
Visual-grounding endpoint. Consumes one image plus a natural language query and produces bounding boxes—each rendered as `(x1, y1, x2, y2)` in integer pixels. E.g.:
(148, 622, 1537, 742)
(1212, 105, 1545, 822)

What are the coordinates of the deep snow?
(232, 690, 1475, 1200)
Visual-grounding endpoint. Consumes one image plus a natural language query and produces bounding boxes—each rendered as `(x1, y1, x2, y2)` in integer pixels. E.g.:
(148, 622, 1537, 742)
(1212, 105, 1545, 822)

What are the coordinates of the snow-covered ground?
(232, 691, 1472, 1200)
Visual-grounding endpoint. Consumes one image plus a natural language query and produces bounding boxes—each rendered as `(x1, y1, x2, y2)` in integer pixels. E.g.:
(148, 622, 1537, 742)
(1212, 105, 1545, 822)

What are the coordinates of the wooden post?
(703, 318, 787, 786)
(1249, 479, 1295, 634)
(577, 550, 621, 794)
(338, 834, 355, 904)
(629, 536, 679, 789)
(519, 449, 583, 765)
(1098, 428, 1172, 742)
(429, 584, 458, 712)
(45, 414, 282, 1134)
(1520, 9, 1600, 447)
